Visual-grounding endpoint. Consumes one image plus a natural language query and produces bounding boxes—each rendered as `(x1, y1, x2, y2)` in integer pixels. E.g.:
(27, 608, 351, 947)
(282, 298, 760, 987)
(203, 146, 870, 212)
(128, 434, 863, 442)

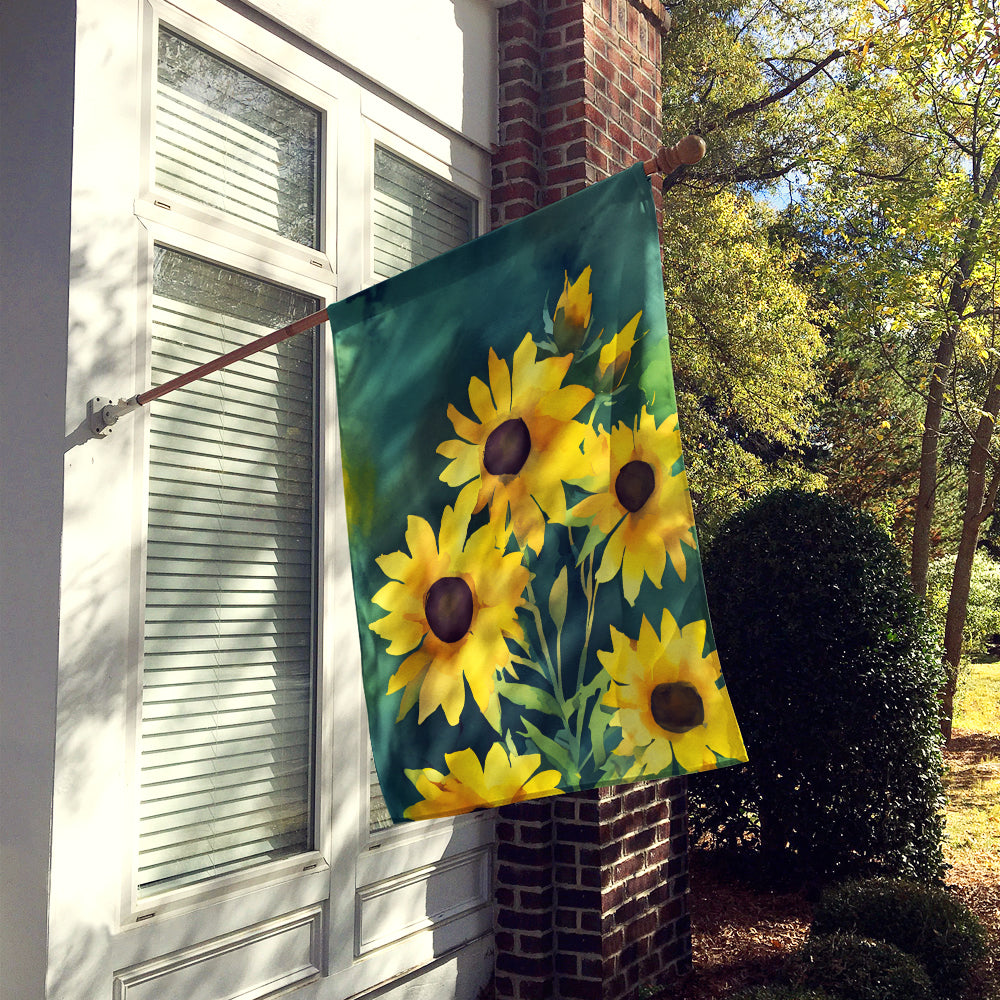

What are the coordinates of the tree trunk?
(941, 380, 1000, 740)
(910, 330, 955, 597)
(909, 160, 1000, 596)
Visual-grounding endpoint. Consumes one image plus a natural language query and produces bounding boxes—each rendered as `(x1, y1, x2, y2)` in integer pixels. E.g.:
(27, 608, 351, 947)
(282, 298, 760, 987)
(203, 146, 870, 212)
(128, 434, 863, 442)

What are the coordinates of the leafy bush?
(791, 933, 934, 1000)
(731, 986, 837, 1000)
(811, 878, 988, 999)
(691, 489, 946, 882)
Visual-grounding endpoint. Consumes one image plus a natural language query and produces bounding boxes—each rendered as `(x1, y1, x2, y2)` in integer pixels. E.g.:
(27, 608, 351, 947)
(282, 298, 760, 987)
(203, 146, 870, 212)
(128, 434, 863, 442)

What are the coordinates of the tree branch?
(703, 49, 847, 133)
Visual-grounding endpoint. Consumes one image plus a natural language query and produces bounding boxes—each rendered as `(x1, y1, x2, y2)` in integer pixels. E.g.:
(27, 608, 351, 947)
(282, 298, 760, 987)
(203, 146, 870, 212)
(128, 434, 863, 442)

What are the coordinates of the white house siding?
(0, 1, 499, 998)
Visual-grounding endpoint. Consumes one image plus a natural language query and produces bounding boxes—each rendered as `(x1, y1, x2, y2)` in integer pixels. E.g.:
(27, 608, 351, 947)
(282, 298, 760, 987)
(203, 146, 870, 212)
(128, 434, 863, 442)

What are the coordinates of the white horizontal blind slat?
(138, 247, 318, 896)
(367, 147, 478, 830)
(371, 146, 477, 282)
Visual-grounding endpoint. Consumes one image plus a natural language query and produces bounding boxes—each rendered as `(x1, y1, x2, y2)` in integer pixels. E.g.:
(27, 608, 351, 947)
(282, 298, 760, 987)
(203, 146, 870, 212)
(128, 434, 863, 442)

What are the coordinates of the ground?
(658, 728, 1000, 1000)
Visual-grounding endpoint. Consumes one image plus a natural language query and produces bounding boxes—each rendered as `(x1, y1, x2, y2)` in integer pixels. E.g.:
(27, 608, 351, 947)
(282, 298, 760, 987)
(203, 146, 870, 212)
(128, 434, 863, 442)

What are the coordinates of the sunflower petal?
(445, 403, 482, 443)
(468, 375, 496, 423)
(488, 349, 513, 413)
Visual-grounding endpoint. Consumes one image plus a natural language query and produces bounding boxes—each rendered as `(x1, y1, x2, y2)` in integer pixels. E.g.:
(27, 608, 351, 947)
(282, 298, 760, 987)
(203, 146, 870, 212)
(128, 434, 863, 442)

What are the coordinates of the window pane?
(139, 247, 318, 895)
(372, 146, 477, 280)
(368, 149, 477, 832)
(156, 28, 320, 248)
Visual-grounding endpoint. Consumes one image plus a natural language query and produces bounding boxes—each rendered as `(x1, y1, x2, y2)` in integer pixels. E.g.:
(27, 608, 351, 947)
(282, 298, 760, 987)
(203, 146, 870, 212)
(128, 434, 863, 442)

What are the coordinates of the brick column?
(491, 4, 691, 999)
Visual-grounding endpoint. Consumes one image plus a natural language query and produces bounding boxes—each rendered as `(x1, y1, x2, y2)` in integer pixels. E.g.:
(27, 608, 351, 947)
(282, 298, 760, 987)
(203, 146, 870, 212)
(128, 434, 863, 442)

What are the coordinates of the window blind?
(138, 248, 319, 895)
(156, 28, 320, 248)
(368, 148, 477, 831)
(372, 146, 477, 281)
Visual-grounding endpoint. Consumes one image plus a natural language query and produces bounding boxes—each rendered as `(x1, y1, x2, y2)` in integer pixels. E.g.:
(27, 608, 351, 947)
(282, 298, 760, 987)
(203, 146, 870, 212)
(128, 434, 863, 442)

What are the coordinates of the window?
(155, 28, 320, 247)
(136, 26, 323, 898)
(139, 248, 318, 895)
(372, 145, 477, 280)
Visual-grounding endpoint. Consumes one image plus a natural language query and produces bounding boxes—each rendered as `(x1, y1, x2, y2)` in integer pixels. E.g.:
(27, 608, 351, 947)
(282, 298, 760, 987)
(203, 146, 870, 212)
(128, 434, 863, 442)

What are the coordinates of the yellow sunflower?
(599, 611, 747, 775)
(437, 333, 596, 554)
(403, 744, 563, 820)
(371, 492, 530, 726)
(570, 407, 697, 605)
(553, 266, 593, 353)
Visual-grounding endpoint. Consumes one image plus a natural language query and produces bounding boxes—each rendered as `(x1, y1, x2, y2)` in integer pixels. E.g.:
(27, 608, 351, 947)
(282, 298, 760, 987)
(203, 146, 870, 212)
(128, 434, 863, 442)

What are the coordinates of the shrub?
(731, 987, 837, 1000)
(691, 489, 946, 882)
(791, 933, 934, 1000)
(811, 878, 988, 998)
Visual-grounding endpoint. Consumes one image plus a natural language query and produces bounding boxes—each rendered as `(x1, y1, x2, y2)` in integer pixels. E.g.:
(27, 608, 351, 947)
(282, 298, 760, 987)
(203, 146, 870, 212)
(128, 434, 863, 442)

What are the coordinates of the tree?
(661, 188, 825, 536)
(802, 0, 1000, 736)
(659, 1, 844, 535)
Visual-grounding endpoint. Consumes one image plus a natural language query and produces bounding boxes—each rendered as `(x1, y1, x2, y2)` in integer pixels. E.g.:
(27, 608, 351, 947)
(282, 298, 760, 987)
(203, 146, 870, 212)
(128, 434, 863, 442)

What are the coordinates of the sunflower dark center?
(615, 460, 655, 512)
(425, 577, 474, 643)
(484, 418, 532, 476)
(649, 682, 705, 734)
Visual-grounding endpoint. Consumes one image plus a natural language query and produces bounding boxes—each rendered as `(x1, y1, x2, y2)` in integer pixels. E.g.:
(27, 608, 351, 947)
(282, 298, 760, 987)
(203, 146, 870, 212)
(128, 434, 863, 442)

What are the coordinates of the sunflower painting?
(331, 164, 747, 823)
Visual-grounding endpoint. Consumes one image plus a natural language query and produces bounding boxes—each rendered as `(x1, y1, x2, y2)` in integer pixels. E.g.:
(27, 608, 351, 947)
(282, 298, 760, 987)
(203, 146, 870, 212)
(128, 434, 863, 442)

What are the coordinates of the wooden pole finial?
(643, 135, 707, 176)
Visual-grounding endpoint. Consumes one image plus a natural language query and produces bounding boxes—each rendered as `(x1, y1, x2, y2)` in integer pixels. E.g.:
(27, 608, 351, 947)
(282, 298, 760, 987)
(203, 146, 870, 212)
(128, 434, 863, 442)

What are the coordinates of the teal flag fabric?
(331, 164, 747, 822)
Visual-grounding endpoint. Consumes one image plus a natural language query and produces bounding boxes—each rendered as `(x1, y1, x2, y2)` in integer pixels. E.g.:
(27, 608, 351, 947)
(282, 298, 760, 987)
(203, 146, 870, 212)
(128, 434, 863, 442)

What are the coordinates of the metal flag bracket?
(88, 395, 141, 438)
(85, 137, 705, 440)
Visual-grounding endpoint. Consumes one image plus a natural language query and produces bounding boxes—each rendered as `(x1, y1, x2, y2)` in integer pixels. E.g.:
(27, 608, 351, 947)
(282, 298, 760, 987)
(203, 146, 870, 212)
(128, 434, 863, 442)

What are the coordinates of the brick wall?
(490, 9, 691, 998)
(492, 0, 668, 227)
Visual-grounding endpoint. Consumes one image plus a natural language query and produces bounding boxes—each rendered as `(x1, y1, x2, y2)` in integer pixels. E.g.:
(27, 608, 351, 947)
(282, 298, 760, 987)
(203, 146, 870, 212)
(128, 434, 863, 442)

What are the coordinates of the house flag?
(331, 164, 747, 823)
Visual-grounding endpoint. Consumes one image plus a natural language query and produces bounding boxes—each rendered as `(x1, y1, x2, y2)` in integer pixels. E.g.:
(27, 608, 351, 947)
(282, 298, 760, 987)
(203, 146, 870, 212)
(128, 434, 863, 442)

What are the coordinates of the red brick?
(503, 40, 538, 64)
(555, 952, 579, 976)
(492, 139, 539, 164)
(496, 952, 550, 977)
(548, 3, 589, 28)
(542, 39, 586, 69)
(499, 906, 551, 932)
(559, 930, 603, 956)
(520, 930, 555, 954)
(559, 979, 604, 1000)
(542, 67, 565, 89)
(546, 120, 590, 146)
(503, 120, 543, 145)
(504, 79, 541, 104)
(520, 887, 554, 910)
(498, 862, 552, 888)
(498, 0, 541, 27)
(543, 106, 566, 129)
(499, 100, 539, 124)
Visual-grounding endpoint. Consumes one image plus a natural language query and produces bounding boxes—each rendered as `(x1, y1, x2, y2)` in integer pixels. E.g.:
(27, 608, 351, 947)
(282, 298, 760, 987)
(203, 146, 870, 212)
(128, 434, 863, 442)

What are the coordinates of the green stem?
(524, 577, 581, 764)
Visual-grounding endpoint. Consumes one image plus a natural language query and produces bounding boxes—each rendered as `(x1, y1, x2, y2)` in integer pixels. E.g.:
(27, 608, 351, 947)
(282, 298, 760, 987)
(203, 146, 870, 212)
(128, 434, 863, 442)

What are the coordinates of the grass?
(942, 659, 1000, 1000)
(945, 660, 1000, 870)
(956, 658, 1000, 732)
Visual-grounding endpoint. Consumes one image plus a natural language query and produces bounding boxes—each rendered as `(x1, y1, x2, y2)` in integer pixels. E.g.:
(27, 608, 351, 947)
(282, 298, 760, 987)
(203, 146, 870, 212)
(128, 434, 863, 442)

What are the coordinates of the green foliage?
(731, 987, 837, 1000)
(811, 878, 988, 999)
(664, 185, 826, 539)
(927, 550, 1000, 658)
(691, 489, 947, 882)
(790, 934, 934, 1000)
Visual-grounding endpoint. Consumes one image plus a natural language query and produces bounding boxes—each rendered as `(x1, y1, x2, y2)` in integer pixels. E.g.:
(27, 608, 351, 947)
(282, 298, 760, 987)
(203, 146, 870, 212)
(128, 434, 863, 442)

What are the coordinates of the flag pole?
(88, 136, 705, 438)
